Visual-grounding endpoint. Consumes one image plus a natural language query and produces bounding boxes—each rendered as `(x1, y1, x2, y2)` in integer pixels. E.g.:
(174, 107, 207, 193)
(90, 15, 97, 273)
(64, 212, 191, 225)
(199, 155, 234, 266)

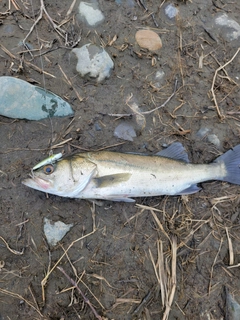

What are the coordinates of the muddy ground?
(1, 0, 240, 319)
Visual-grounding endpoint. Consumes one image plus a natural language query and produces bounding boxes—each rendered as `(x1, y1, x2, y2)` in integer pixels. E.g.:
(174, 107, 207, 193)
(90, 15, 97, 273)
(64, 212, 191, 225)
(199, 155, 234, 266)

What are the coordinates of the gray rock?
(115, 0, 135, 6)
(0, 76, 74, 120)
(165, 4, 178, 19)
(2, 24, 19, 37)
(207, 134, 221, 148)
(226, 290, 240, 320)
(196, 127, 210, 138)
(44, 218, 73, 246)
(153, 70, 165, 88)
(215, 13, 240, 41)
(78, 1, 104, 27)
(114, 122, 137, 141)
(203, 13, 240, 44)
(72, 44, 114, 82)
(196, 128, 220, 148)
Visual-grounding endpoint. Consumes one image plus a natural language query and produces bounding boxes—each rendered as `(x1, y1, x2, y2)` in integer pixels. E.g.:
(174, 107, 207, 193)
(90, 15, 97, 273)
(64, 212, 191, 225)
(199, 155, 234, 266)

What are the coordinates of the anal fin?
(103, 195, 135, 202)
(175, 184, 201, 195)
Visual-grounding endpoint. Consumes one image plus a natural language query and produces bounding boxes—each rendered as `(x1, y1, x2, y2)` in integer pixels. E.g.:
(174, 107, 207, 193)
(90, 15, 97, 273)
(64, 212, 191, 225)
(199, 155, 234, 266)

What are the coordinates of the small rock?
(207, 134, 221, 148)
(2, 24, 18, 37)
(153, 70, 165, 88)
(0, 76, 74, 120)
(18, 40, 34, 50)
(215, 13, 240, 41)
(165, 4, 178, 19)
(203, 13, 240, 44)
(155, 70, 165, 81)
(94, 122, 102, 131)
(72, 44, 114, 82)
(226, 290, 240, 320)
(135, 30, 162, 51)
(115, 0, 135, 8)
(196, 127, 210, 138)
(115, 0, 135, 6)
(78, 1, 104, 27)
(114, 122, 137, 141)
(44, 218, 73, 246)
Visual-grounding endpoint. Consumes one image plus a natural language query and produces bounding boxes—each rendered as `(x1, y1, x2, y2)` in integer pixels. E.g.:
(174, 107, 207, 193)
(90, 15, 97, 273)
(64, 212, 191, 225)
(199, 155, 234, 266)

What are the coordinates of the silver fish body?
(22, 143, 240, 202)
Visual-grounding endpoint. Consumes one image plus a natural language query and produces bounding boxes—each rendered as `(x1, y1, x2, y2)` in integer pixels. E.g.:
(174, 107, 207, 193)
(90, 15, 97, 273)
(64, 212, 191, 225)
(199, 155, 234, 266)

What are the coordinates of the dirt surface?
(1, 0, 240, 319)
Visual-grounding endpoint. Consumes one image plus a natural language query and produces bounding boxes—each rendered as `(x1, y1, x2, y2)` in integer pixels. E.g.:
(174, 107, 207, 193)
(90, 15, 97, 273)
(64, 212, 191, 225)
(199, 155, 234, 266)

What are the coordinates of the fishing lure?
(32, 153, 63, 171)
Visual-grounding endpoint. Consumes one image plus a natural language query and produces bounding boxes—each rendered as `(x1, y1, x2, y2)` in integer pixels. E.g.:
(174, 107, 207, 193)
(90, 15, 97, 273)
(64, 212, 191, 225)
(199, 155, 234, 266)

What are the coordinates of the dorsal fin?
(156, 142, 190, 163)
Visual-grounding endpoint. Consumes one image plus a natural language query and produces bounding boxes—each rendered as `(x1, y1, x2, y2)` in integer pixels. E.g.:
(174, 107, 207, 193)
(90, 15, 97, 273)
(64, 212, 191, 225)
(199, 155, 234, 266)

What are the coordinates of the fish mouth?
(22, 174, 51, 191)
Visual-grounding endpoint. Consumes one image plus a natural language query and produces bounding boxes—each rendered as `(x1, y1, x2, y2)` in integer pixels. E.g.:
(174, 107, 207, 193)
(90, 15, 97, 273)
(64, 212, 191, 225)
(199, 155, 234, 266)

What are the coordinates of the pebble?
(135, 30, 162, 51)
(203, 13, 240, 44)
(2, 24, 19, 37)
(44, 218, 73, 246)
(226, 290, 240, 320)
(153, 69, 165, 88)
(215, 13, 240, 41)
(114, 122, 136, 141)
(72, 44, 114, 82)
(165, 3, 178, 19)
(78, 1, 104, 27)
(115, 0, 135, 6)
(94, 122, 102, 131)
(207, 134, 221, 148)
(196, 127, 210, 138)
(196, 128, 220, 148)
(0, 76, 74, 120)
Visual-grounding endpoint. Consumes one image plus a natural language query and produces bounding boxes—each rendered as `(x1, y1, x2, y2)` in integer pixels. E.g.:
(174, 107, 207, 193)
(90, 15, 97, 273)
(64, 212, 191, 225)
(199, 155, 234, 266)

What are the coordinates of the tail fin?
(214, 144, 240, 185)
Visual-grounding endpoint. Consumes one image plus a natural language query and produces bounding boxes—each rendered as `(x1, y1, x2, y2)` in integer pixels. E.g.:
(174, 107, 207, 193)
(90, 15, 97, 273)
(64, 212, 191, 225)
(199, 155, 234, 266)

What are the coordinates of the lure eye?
(43, 164, 54, 175)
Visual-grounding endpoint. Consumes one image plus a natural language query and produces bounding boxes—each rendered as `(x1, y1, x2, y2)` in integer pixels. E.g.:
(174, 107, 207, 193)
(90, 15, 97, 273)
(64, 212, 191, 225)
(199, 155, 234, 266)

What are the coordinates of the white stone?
(44, 218, 73, 246)
(78, 1, 104, 27)
(72, 44, 114, 82)
(196, 127, 210, 138)
(155, 70, 165, 81)
(165, 4, 178, 19)
(114, 122, 136, 141)
(215, 13, 240, 41)
(207, 134, 221, 148)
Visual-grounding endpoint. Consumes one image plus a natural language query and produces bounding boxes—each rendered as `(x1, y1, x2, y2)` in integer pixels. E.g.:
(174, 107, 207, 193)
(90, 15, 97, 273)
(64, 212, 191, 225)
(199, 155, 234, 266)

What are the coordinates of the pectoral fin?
(94, 173, 131, 188)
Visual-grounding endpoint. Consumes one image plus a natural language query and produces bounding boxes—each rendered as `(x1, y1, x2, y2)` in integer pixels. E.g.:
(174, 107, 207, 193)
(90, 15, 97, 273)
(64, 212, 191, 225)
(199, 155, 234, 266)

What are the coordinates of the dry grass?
(210, 47, 240, 120)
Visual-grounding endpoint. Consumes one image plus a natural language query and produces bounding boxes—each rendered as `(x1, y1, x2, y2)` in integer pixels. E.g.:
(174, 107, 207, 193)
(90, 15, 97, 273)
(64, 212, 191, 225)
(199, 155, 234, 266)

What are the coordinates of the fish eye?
(43, 164, 54, 175)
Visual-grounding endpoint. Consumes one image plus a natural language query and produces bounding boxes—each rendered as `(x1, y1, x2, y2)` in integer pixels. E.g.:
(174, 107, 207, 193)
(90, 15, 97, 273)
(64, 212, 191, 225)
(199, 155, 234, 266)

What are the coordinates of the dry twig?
(226, 227, 234, 266)
(210, 47, 240, 119)
(57, 266, 102, 320)
(0, 44, 56, 77)
(149, 236, 177, 320)
(208, 237, 223, 294)
(101, 79, 178, 118)
(41, 228, 97, 302)
(0, 288, 43, 317)
(23, 0, 66, 46)
(58, 64, 84, 102)
(162, 236, 177, 320)
(0, 236, 24, 255)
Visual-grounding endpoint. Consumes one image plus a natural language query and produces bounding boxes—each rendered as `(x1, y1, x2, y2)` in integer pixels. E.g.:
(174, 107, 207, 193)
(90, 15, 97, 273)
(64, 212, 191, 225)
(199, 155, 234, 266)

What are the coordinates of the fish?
(22, 142, 240, 202)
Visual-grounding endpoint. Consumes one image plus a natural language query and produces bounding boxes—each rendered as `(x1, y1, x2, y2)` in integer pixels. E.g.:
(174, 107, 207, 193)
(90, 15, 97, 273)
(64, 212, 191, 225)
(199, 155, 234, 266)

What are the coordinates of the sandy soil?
(1, 0, 240, 319)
